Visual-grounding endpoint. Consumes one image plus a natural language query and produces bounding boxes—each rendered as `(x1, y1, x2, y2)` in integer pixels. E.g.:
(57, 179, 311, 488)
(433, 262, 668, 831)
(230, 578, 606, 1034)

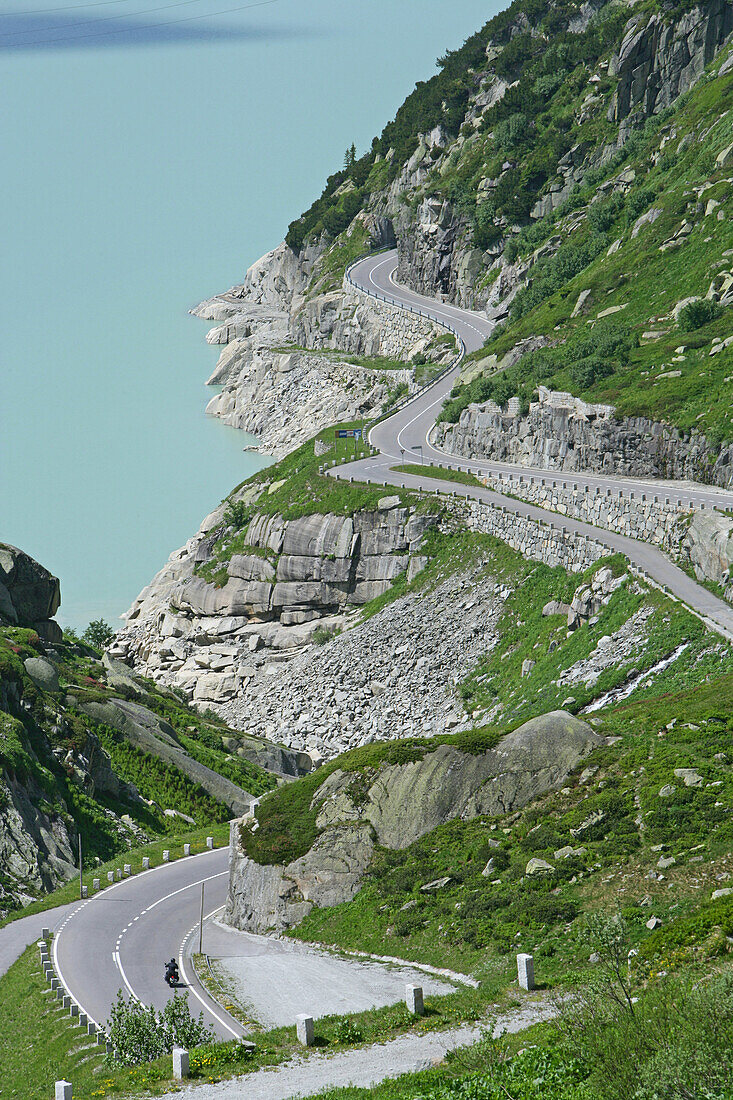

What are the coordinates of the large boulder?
(226, 710, 602, 933)
(23, 657, 59, 694)
(0, 544, 62, 641)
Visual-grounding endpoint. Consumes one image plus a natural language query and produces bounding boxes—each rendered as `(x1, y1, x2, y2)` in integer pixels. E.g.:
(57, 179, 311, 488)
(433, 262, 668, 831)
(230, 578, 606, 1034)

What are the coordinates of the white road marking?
(178, 904, 241, 1038)
(52, 849, 226, 1031)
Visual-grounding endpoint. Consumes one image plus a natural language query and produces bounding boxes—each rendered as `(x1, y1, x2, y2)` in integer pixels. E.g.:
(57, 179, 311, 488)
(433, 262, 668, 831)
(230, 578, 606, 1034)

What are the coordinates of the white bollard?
(517, 953, 535, 991)
(183, 843, 191, 856)
(296, 1014, 315, 1046)
(107, 871, 114, 883)
(115, 868, 122, 881)
(162, 850, 170, 862)
(81, 885, 88, 898)
(93, 878, 100, 891)
(206, 836, 214, 849)
(405, 984, 424, 1015)
(55, 1082, 73, 1100)
(124, 864, 131, 876)
(172, 1047, 190, 1079)
(42, 927, 51, 941)
(142, 856, 150, 870)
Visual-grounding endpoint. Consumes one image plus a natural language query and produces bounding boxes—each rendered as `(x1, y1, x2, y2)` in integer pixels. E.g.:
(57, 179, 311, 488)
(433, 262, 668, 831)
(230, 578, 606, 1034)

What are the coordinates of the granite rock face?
(226, 822, 374, 934)
(116, 504, 437, 714)
(0, 544, 62, 642)
(225, 710, 602, 934)
(436, 387, 733, 489)
(194, 229, 452, 458)
(608, 0, 733, 122)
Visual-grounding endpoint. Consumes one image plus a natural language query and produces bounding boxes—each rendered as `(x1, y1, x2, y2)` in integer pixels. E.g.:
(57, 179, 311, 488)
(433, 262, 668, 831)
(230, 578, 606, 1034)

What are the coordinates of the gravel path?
(165, 1002, 556, 1099)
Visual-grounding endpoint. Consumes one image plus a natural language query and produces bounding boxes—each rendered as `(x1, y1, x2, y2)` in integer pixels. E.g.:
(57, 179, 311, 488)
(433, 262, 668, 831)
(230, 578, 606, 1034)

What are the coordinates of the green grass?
(392, 463, 483, 487)
(0, 944, 182, 1098)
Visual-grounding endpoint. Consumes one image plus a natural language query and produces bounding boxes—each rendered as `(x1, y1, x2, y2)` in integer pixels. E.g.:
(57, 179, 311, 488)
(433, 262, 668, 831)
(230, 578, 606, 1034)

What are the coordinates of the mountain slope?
(280, 0, 733, 477)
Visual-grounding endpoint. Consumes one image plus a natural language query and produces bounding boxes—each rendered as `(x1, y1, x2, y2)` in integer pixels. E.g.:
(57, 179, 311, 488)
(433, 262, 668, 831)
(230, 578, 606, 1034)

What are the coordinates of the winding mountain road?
(344, 250, 733, 639)
(51, 847, 243, 1040)
(4, 249, 733, 1075)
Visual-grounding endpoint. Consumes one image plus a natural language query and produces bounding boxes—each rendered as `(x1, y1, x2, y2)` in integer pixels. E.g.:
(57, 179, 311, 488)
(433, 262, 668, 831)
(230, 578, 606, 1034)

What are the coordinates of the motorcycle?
(164, 960, 180, 988)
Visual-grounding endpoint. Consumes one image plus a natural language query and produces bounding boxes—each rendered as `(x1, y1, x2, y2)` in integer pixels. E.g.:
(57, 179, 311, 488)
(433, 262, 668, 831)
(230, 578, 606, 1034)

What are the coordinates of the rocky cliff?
(225, 710, 603, 934)
(0, 547, 281, 917)
(194, 225, 453, 456)
(435, 386, 733, 488)
(116, 492, 438, 714)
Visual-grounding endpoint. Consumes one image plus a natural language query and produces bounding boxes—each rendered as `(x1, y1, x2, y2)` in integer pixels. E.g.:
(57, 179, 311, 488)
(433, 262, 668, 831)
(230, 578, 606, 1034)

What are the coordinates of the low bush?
(106, 990, 214, 1065)
(678, 298, 724, 330)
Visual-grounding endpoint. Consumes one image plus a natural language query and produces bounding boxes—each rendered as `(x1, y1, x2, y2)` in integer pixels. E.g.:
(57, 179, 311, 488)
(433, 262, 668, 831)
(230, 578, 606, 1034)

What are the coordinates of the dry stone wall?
(478, 474, 689, 553)
(448, 497, 607, 574)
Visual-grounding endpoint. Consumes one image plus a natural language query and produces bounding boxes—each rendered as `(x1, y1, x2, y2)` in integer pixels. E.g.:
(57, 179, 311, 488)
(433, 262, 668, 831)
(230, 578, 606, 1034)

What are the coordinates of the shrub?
(106, 990, 214, 1065)
(223, 499, 250, 529)
(678, 299, 724, 330)
(587, 193, 625, 235)
(335, 1018, 364, 1043)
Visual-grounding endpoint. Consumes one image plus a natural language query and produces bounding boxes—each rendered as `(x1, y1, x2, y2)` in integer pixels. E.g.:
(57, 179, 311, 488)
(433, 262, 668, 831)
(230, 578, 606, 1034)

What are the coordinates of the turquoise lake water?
(1, 0, 495, 630)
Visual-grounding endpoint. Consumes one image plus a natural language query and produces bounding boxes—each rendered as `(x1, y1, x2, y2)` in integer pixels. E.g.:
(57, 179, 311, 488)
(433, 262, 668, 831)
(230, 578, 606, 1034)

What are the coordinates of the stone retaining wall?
(478, 474, 689, 553)
(343, 276, 452, 360)
(445, 497, 607, 573)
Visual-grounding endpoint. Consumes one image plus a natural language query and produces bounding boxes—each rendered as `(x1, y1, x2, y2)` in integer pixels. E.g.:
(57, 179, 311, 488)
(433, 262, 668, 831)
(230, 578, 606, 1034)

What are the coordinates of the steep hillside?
(0, 544, 285, 917)
(212, 0, 733, 481)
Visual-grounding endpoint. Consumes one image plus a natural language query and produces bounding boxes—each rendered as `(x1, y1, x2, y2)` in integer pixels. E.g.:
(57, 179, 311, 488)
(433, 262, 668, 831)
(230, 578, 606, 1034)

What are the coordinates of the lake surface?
(0, 0, 495, 630)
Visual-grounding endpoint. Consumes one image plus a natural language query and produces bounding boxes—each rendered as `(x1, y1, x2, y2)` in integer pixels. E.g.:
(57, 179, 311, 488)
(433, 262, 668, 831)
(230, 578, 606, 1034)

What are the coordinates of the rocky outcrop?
(77, 697, 253, 816)
(0, 544, 62, 643)
(116, 500, 437, 711)
(609, 1, 733, 123)
(225, 710, 602, 933)
(1, 747, 77, 908)
(194, 231, 450, 456)
(436, 387, 733, 488)
(226, 822, 374, 934)
(204, 347, 402, 458)
(682, 511, 733, 598)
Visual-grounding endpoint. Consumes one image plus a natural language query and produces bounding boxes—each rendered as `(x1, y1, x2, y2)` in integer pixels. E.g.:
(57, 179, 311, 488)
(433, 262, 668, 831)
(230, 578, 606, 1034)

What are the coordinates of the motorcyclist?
(164, 958, 179, 987)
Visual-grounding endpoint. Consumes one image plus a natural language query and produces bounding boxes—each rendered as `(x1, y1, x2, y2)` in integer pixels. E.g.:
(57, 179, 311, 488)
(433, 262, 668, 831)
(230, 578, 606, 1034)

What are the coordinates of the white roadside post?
(55, 1082, 73, 1100)
(405, 984, 424, 1016)
(517, 953, 535, 991)
(172, 1047, 190, 1079)
(296, 1014, 315, 1046)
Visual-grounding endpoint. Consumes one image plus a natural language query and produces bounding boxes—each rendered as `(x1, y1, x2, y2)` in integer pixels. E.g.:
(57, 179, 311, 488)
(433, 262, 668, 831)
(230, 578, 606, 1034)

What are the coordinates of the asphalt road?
(0, 902, 78, 980)
(52, 847, 243, 1040)
(345, 250, 733, 639)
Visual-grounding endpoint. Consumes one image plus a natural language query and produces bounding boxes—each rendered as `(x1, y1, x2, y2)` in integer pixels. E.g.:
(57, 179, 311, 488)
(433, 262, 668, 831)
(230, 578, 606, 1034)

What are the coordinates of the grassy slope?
(435, 41, 733, 439)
